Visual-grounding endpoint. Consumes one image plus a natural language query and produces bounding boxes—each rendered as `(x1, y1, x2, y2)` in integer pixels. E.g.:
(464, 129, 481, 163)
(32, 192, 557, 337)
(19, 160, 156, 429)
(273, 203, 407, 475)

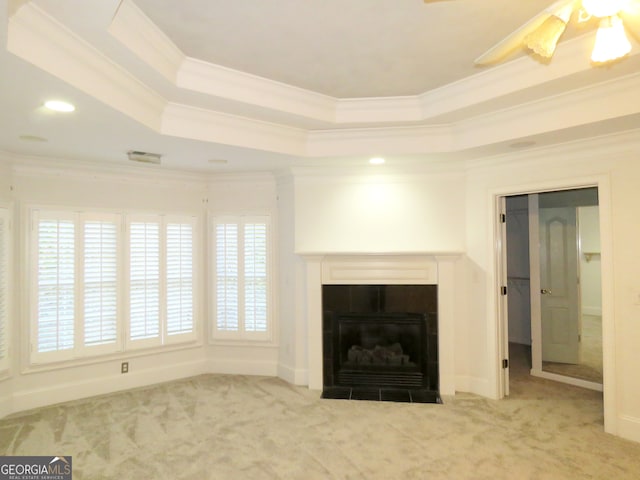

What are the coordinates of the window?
(32, 211, 121, 363)
(212, 216, 271, 341)
(127, 215, 197, 349)
(0, 207, 9, 372)
(30, 208, 198, 364)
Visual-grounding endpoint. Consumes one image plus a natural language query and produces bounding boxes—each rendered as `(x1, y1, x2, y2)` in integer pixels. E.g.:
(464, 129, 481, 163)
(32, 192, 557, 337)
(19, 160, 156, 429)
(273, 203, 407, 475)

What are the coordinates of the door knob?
(541, 289, 552, 294)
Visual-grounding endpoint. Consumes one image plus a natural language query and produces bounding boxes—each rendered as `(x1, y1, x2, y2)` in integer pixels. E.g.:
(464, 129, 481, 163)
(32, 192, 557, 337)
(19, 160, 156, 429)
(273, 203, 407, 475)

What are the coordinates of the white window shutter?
(215, 223, 239, 332)
(83, 219, 118, 348)
(213, 216, 270, 340)
(166, 221, 194, 337)
(244, 223, 268, 333)
(129, 220, 160, 344)
(36, 216, 76, 355)
(0, 209, 8, 369)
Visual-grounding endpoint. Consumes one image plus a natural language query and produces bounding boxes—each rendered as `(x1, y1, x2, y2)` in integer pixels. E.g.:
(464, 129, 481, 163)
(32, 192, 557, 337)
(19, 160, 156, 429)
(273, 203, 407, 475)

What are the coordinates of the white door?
(539, 207, 580, 364)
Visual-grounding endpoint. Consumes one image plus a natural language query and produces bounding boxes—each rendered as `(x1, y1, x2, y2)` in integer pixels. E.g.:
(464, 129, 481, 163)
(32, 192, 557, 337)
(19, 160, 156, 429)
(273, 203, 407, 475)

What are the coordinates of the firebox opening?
(322, 284, 440, 404)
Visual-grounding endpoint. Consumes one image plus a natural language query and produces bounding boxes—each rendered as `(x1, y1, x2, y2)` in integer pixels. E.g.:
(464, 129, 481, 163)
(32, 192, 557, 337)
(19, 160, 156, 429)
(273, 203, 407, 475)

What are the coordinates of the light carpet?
(1, 348, 639, 479)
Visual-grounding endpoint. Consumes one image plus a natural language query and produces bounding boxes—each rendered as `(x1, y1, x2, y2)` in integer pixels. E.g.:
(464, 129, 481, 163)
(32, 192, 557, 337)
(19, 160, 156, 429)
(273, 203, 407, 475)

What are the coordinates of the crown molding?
(335, 96, 424, 124)
(307, 124, 452, 157)
(106, 0, 640, 128)
(178, 57, 336, 123)
(207, 172, 276, 185)
(8, 2, 166, 131)
(455, 71, 640, 149)
(108, 0, 185, 83)
(8, 152, 209, 187)
(464, 128, 640, 171)
(161, 103, 308, 156)
(9, 1, 640, 164)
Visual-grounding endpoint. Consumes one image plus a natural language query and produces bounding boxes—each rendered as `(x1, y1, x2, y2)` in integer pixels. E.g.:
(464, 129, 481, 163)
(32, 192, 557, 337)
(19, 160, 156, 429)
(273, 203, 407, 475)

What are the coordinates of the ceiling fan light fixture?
(524, 15, 568, 58)
(591, 14, 632, 63)
(582, 0, 630, 18)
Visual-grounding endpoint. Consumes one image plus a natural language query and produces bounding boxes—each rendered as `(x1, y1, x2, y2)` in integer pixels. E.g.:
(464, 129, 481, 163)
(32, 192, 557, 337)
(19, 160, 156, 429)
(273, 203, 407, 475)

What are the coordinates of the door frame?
(493, 174, 616, 435)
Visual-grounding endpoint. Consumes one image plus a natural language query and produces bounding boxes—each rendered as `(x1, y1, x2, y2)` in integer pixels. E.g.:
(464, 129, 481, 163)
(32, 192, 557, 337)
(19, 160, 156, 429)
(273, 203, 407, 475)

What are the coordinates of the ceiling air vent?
(127, 150, 162, 164)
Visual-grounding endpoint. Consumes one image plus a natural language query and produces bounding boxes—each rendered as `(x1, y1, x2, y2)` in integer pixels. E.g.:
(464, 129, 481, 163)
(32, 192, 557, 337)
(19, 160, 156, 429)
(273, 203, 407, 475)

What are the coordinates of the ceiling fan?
(423, 0, 640, 65)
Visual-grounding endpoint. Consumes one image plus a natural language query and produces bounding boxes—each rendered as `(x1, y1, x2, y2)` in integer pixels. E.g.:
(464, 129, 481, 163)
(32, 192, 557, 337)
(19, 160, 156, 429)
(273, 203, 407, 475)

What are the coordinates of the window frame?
(211, 214, 273, 343)
(0, 206, 11, 374)
(28, 206, 200, 366)
(125, 214, 199, 350)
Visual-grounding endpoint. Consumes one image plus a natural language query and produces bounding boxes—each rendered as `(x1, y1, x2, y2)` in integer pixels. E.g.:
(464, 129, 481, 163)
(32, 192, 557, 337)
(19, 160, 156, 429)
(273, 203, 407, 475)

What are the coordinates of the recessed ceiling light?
(208, 158, 228, 164)
(369, 157, 385, 165)
(44, 100, 75, 112)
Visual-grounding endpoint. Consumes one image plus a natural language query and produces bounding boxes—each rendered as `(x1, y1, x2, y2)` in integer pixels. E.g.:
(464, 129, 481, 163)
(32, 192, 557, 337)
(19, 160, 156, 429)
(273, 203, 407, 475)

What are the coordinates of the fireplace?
(322, 284, 440, 403)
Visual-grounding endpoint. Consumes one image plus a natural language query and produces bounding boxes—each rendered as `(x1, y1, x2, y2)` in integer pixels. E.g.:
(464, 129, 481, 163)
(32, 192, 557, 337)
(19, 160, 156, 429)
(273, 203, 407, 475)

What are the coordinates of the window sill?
(22, 340, 204, 375)
(209, 338, 279, 349)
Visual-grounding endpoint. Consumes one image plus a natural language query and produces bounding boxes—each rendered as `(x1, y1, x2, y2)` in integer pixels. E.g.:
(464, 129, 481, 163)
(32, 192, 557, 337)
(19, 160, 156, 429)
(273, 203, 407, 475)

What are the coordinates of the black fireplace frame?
(321, 284, 440, 403)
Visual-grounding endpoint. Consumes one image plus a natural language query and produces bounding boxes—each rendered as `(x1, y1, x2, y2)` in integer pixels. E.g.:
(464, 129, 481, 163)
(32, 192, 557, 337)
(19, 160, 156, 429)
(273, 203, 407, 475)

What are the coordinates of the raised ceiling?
(2, 0, 640, 173)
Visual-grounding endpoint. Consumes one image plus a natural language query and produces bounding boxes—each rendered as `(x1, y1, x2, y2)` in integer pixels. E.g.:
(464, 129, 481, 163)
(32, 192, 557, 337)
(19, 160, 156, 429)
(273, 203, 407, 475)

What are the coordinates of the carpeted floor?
(1, 348, 639, 479)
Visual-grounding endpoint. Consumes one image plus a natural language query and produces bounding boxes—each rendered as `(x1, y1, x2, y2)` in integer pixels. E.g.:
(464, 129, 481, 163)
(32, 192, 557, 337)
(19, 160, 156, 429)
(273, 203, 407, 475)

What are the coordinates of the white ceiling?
(133, 0, 556, 98)
(2, 0, 640, 173)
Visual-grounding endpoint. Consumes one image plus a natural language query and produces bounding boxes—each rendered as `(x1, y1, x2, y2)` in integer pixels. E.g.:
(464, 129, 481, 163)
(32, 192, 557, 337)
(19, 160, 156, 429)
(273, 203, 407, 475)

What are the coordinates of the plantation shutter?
(83, 218, 118, 348)
(0, 209, 8, 369)
(36, 214, 76, 356)
(215, 222, 239, 332)
(166, 220, 194, 337)
(244, 223, 268, 333)
(213, 216, 270, 340)
(129, 219, 160, 344)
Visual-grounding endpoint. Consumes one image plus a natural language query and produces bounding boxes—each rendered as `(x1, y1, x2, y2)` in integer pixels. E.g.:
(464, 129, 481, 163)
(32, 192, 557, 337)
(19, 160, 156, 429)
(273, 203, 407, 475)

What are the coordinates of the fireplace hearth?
(322, 284, 440, 403)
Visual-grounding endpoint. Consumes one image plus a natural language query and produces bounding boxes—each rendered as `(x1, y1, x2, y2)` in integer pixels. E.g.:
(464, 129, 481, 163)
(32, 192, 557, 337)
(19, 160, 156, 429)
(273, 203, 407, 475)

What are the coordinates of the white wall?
(579, 206, 602, 316)
(463, 136, 640, 443)
(4, 135, 640, 446)
(0, 159, 285, 418)
(276, 175, 307, 384)
(294, 170, 466, 254)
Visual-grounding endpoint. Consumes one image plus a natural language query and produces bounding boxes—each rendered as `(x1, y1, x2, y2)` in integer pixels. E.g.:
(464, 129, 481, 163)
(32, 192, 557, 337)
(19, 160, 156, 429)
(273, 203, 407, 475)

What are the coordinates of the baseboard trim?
(454, 375, 493, 398)
(208, 359, 278, 377)
(0, 394, 11, 420)
(10, 359, 209, 415)
(582, 306, 602, 316)
(618, 415, 640, 443)
(277, 363, 308, 386)
(530, 368, 603, 392)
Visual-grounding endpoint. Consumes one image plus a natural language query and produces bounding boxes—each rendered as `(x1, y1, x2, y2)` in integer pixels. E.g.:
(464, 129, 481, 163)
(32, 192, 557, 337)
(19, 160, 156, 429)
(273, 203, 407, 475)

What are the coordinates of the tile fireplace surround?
(303, 255, 459, 397)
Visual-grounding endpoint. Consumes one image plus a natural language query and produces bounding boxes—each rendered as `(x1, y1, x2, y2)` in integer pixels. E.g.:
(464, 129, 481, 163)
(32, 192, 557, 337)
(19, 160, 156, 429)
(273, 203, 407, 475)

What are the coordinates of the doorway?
(503, 187, 603, 391)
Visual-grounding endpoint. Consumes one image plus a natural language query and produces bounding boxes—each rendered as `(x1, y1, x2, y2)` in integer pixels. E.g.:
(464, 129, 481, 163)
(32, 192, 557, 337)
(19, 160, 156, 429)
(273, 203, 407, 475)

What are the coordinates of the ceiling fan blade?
(620, 0, 640, 43)
(474, 0, 576, 65)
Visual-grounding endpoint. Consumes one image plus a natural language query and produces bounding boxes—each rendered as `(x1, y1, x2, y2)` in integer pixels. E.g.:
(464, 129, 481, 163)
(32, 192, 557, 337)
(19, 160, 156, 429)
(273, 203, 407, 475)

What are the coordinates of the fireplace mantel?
(302, 254, 461, 397)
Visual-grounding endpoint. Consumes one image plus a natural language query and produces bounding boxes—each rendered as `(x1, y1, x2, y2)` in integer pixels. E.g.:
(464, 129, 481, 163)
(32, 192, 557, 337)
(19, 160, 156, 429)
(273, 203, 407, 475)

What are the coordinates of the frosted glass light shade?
(524, 15, 568, 58)
(582, 0, 629, 18)
(591, 15, 632, 63)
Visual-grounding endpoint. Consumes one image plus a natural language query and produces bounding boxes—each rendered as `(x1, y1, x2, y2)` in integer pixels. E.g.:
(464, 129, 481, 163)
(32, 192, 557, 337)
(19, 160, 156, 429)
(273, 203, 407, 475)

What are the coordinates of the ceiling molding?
(8, 1, 640, 164)
(8, 152, 210, 187)
(306, 125, 452, 157)
(107, 0, 185, 83)
(177, 57, 336, 123)
(335, 97, 424, 124)
(105, 0, 640, 129)
(454, 72, 640, 149)
(161, 103, 308, 156)
(8, 2, 166, 131)
(465, 128, 640, 171)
